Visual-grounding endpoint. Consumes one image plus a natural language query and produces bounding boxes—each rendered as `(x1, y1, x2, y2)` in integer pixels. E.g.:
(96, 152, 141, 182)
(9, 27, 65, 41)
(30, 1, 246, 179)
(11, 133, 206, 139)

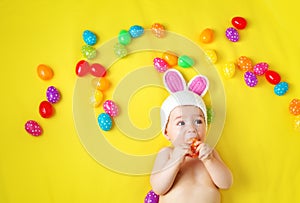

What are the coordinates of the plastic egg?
(92, 77, 110, 91)
(231, 16, 247, 29)
(82, 30, 97, 46)
(162, 51, 178, 67)
(90, 63, 106, 77)
(289, 99, 300, 116)
(222, 62, 236, 78)
(129, 25, 144, 38)
(37, 64, 54, 80)
(151, 23, 166, 38)
(253, 62, 269, 75)
(46, 86, 61, 104)
(25, 120, 42, 136)
(144, 190, 159, 203)
(178, 55, 194, 68)
(114, 43, 127, 58)
(244, 71, 258, 87)
(225, 27, 239, 42)
(237, 56, 253, 71)
(75, 60, 90, 77)
(274, 81, 288, 96)
(293, 115, 300, 132)
(206, 106, 214, 124)
(265, 70, 281, 85)
(98, 113, 112, 131)
(39, 100, 54, 118)
(81, 45, 97, 60)
(118, 30, 131, 45)
(204, 49, 217, 64)
(153, 57, 169, 73)
(89, 89, 103, 107)
(199, 28, 214, 43)
(103, 100, 119, 117)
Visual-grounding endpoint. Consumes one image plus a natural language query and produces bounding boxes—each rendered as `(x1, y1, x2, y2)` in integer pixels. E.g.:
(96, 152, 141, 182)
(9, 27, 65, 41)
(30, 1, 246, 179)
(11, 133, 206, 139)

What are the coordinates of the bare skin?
(150, 106, 232, 203)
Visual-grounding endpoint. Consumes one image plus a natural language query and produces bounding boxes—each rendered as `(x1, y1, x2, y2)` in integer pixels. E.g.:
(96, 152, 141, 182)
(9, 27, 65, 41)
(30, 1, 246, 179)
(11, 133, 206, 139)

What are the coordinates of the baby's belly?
(159, 184, 220, 203)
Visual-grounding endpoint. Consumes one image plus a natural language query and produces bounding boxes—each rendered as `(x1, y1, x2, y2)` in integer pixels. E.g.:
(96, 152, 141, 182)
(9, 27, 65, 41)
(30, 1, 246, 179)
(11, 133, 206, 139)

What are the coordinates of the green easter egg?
(118, 30, 131, 45)
(178, 55, 194, 68)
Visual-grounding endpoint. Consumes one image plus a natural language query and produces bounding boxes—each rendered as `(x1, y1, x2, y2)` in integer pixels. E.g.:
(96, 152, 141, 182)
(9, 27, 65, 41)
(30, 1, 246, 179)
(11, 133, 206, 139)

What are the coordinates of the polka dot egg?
(289, 98, 300, 115)
(103, 100, 119, 117)
(244, 71, 258, 87)
(98, 113, 112, 131)
(253, 62, 269, 76)
(274, 81, 288, 96)
(83, 30, 97, 46)
(225, 27, 239, 42)
(25, 120, 42, 136)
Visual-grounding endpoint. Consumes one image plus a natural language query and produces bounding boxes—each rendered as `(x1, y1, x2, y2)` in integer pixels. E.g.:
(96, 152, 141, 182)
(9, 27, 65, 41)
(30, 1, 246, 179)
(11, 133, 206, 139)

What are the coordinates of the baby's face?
(165, 105, 206, 147)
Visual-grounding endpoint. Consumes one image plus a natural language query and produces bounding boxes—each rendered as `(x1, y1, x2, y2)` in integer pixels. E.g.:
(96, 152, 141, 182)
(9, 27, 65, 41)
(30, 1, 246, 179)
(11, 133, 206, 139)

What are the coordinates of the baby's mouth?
(185, 133, 198, 142)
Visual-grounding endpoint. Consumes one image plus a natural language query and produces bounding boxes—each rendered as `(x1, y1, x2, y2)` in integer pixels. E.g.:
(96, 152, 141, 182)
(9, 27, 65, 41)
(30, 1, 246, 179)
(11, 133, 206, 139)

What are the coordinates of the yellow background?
(1, 0, 300, 202)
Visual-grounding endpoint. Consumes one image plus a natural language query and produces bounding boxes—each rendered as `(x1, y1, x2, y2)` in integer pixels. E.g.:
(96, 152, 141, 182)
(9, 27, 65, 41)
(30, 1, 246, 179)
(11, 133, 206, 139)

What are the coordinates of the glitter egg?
(153, 57, 169, 73)
(162, 51, 178, 67)
(225, 27, 239, 42)
(151, 23, 166, 38)
(82, 30, 97, 46)
(289, 99, 300, 116)
(98, 113, 112, 131)
(253, 62, 269, 75)
(178, 55, 194, 68)
(46, 86, 61, 103)
(103, 100, 119, 117)
(118, 30, 131, 45)
(114, 43, 127, 58)
(144, 190, 159, 203)
(274, 81, 288, 96)
(81, 45, 97, 60)
(231, 16, 247, 29)
(200, 28, 214, 43)
(25, 120, 42, 136)
(244, 71, 258, 87)
(204, 49, 217, 64)
(237, 56, 253, 71)
(129, 25, 144, 38)
(222, 62, 236, 78)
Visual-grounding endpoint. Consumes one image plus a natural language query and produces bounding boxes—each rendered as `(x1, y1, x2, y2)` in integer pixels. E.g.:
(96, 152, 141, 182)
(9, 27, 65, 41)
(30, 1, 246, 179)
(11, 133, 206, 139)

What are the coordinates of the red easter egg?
(90, 63, 106, 77)
(39, 100, 54, 118)
(265, 70, 281, 85)
(76, 60, 90, 77)
(231, 16, 247, 29)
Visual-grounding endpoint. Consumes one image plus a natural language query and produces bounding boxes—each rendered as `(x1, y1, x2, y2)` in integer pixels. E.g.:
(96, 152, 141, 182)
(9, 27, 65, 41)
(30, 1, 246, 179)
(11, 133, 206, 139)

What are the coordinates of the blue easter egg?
(274, 81, 288, 96)
(98, 113, 112, 131)
(83, 30, 97, 46)
(129, 25, 144, 38)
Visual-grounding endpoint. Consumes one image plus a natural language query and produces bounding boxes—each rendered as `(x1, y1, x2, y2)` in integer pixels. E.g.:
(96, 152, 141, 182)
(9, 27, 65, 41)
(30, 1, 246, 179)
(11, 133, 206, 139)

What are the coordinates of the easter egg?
(118, 30, 131, 45)
(81, 45, 97, 60)
(231, 16, 247, 29)
(294, 115, 300, 132)
(46, 86, 61, 104)
(225, 27, 239, 42)
(90, 63, 106, 77)
(144, 190, 159, 203)
(103, 100, 119, 117)
(92, 77, 110, 91)
(289, 99, 300, 116)
(199, 28, 214, 43)
(206, 106, 214, 124)
(39, 100, 54, 118)
(37, 64, 54, 80)
(153, 57, 169, 73)
(90, 89, 103, 107)
(75, 60, 90, 77)
(222, 62, 236, 78)
(188, 138, 201, 158)
(237, 56, 253, 71)
(114, 43, 127, 58)
(151, 23, 166, 38)
(129, 25, 144, 38)
(82, 30, 97, 46)
(265, 70, 281, 85)
(253, 62, 269, 76)
(98, 113, 112, 131)
(178, 55, 194, 68)
(244, 71, 258, 87)
(25, 120, 42, 136)
(204, 49, 217, 64)
(274, 81, 288, 96)
(162, 51, 178, 67)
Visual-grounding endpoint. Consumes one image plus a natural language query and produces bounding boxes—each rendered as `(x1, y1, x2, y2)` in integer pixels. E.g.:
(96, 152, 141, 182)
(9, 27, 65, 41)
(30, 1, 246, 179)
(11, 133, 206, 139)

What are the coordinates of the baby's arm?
(150, 146, 188, 195)
(199, 145, 233, 189)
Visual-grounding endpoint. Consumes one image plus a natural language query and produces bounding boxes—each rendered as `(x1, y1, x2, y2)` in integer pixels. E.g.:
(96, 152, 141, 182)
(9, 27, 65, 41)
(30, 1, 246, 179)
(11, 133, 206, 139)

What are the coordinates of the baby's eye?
(195, 119, 203, 125)
(177, 121, 185, 126)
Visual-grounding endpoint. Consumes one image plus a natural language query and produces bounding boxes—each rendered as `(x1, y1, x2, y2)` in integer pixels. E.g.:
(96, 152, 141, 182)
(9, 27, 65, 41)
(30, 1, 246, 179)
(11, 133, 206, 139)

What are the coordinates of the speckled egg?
(129, 25, 144, 38)
(82, 30, 97, 46)
(103, 100, 119, 117)
(98, 113, 112, 131)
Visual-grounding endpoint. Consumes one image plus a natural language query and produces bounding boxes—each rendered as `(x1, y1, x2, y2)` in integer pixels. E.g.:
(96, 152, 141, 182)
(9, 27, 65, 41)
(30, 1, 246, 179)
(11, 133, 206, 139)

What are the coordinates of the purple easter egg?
(46, 86, 61, 103)
(244, 71, 258, 87)
(225, 27, 239, 42)
(144, 190, 159, 203)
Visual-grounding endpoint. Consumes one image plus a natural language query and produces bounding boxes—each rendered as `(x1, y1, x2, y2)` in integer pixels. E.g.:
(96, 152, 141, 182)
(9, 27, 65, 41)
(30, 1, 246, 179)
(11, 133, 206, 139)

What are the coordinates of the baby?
(150, 69, 232, 203)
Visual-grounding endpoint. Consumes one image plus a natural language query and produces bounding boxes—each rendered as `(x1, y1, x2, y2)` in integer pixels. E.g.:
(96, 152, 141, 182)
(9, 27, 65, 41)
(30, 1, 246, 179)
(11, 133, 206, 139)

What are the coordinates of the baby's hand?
(171, 143, 191, 161)
(187, 138, 201, 158)
(197, 143, 213, 161)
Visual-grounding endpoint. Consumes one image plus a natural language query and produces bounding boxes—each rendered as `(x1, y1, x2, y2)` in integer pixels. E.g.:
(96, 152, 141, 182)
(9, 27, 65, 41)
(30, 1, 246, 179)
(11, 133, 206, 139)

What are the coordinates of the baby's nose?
(187, 126, 197, 134)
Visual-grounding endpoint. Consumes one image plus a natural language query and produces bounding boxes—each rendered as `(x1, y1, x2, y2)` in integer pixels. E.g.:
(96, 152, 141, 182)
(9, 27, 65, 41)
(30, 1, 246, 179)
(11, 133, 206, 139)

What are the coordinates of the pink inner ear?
(164, 71, 185, 93)
(188, 76, 207, 96)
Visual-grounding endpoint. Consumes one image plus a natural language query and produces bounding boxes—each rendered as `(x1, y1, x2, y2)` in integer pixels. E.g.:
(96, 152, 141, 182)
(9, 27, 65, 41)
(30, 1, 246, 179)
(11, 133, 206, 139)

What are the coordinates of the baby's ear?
(163, 69, 186, 93)
(187, 75, 209, 97)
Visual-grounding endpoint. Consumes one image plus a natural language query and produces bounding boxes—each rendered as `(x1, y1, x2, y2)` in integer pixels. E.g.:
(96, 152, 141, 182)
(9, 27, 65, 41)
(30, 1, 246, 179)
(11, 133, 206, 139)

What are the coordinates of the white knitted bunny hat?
(160, 69, 209, 136)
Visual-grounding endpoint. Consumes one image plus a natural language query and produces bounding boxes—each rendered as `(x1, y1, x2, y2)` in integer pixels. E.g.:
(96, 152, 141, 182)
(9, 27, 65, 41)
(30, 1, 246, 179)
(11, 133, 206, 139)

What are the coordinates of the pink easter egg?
(103, 100, 119, 117)
(253, 62, 269, 76)
(90, 63, 106, 77)
(25, 120, 43, 136)
(153, 57, 169, 73)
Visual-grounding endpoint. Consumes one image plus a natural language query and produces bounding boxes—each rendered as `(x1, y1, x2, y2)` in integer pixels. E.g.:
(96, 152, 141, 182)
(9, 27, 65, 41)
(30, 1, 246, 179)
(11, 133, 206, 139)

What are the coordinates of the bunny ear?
(188, 75, 209, 97)
(163, 69, 186, 93)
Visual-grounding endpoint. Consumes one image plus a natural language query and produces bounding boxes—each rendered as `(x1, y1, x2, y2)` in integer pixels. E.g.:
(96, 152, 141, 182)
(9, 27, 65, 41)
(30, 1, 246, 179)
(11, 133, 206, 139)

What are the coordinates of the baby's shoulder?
(156, 147, 172, 159)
